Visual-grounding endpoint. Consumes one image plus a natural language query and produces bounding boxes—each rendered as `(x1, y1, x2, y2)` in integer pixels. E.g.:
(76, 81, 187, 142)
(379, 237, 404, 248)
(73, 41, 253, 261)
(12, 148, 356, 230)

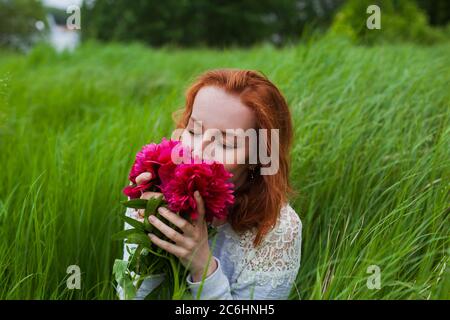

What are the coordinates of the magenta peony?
(123, 138, 181, 199)
(118, 138, 236, 300)
(123, 137, 235, 223)
(160, 162, 235, 223)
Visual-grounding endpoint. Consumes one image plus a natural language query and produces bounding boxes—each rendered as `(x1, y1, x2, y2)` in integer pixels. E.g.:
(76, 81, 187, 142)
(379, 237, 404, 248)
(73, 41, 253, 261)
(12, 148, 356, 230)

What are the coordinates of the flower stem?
(169, 255, 181, 299)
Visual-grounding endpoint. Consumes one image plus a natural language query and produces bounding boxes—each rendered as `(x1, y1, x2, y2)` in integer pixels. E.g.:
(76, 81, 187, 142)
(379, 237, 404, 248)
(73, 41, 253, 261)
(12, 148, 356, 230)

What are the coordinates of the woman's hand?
(134, 172, 218, 282)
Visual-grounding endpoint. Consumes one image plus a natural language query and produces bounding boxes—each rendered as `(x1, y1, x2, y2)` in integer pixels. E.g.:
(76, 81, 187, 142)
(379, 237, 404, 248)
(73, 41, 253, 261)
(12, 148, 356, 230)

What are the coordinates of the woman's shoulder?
(280, 203, 302, 230)
(224, 203, 302, 245)
(263, 203, 302, 245)
(227, 203, 303, 288)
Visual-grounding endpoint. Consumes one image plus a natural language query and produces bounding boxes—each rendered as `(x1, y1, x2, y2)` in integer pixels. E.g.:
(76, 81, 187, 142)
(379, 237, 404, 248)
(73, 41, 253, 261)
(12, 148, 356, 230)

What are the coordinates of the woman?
(119, 69, 302, 300)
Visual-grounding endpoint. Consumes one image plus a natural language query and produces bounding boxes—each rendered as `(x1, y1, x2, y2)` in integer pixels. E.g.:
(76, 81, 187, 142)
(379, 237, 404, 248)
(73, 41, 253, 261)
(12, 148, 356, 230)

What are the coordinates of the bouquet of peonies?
(112, 138, 234, 299)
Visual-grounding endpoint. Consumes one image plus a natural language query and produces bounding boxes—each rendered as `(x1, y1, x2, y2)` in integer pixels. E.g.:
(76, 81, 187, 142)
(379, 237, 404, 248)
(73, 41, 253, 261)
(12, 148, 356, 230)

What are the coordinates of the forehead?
(190, 86, 256, 131)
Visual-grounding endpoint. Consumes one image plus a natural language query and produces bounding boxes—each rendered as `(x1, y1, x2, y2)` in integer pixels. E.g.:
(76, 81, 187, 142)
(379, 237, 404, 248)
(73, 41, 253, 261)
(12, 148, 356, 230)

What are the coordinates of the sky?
(42, 0, 83, 10)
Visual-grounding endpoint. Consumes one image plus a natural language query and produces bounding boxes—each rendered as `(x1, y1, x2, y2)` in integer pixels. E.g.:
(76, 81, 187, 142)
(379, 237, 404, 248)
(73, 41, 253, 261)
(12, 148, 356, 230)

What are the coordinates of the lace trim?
(124, 205, 303, 289)
(223, 204, 302, 289)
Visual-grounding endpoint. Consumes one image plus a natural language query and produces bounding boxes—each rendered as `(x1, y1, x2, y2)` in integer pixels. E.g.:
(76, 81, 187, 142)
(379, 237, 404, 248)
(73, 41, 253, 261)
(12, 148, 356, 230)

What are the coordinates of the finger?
(148, 215, 185, 243)
(148, 233, 188, 259)
(158, 207, 195, 235)
(194, 190, 206, 226)
(136, 172, 152, 185)
(140, 191, 163, 200)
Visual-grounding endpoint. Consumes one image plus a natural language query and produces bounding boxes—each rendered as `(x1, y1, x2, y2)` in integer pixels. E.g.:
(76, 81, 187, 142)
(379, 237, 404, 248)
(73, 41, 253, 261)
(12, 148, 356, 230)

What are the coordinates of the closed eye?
(188, 128, 235, 149)
(222, 143, 235, 150)
(220, 137, 236, 149)
(188, 129, 201, 136)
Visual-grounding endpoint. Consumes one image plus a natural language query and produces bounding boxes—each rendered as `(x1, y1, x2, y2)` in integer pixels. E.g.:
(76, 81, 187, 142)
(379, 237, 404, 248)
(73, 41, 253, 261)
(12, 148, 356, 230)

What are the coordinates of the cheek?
(223, 146, 248, 182)
(222, 145, 248, 166)
(180, 130, 195, 150)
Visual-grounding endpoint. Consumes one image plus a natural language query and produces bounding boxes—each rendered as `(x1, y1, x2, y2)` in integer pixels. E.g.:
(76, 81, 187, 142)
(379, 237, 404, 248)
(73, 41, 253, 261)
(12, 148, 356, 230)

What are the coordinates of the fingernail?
(194, 191, 200, 198)
(158, 207, 166, 214)
(148, 233, 154, 238)
(148, 215, 155, 222)
(142, 172, 152, 180)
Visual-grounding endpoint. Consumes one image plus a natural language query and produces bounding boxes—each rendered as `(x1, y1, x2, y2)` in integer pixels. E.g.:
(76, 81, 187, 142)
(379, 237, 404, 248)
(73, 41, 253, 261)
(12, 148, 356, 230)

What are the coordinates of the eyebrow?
(189, 116, 237, 137)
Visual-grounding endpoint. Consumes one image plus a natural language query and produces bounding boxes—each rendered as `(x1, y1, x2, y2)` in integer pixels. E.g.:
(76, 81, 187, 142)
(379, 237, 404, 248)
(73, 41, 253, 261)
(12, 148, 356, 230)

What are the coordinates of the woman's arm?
(185, 255, 234, 299)
(186, 205, 303, 300)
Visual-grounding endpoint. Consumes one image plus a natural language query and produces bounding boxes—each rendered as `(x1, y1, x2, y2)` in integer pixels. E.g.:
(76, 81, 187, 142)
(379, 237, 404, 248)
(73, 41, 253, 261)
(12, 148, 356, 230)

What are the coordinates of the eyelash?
(188, 130, 200, 136)
(222, 144, 234, 150)
(188, 130, 235, 149)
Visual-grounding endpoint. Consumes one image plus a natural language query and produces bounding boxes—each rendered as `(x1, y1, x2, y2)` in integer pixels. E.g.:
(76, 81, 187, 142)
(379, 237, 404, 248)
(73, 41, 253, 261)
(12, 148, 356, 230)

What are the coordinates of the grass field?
(0, 38, 449, 299)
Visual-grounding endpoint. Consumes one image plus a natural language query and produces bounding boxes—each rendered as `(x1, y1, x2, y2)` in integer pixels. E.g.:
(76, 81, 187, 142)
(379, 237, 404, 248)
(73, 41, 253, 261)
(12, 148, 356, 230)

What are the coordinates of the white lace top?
(119, 204, 302, 300)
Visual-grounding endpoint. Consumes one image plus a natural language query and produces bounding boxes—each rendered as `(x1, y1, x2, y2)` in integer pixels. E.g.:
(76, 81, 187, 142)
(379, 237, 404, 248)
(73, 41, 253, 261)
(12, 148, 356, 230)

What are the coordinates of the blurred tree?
(416, 0, 450, 26)
(329, 0, 447, 44)
(81, 0, 344, 47)
(0, 0, 48, 49)
(46, 6, 68, 26)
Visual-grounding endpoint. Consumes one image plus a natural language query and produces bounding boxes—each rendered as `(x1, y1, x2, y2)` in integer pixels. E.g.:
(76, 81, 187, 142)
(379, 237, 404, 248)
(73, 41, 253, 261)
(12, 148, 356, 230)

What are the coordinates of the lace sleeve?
(186, 204, 303, 300)
(231, 205, 303, 299)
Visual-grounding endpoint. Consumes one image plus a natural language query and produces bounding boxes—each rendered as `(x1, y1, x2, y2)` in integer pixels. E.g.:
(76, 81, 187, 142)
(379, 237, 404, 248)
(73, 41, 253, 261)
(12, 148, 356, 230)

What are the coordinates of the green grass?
(0, 38, 449, 299)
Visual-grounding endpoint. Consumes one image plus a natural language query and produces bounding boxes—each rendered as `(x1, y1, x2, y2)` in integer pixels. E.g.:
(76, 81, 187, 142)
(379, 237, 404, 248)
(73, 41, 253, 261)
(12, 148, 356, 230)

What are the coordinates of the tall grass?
(0, 38, 448, 299)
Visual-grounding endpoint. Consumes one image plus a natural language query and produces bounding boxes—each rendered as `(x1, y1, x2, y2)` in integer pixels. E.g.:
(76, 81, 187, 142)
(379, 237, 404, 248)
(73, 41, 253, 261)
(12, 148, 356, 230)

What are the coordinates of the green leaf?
(125, 232, 152, 248)
(112, 259, 128, 283)
(121, 198, 148, 209)
(112, 259, 137, 299)
(144, 195, 164, 232)
(145, 195, 163, 216)
(129, 245, 144, 274)
(119, 215, 145, 231)
(122, 277, 137, 299)
(111, 228, 145, 241)
(207, 224, 219, 239)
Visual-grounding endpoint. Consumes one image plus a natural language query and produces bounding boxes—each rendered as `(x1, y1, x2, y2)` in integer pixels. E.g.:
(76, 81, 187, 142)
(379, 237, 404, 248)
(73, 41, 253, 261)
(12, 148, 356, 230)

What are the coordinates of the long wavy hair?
(173, 68, 294, 247)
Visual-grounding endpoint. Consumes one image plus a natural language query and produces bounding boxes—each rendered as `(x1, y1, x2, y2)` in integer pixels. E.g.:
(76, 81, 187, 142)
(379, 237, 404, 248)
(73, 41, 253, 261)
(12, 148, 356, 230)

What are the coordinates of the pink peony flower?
(160, 161, 235, 223)
(123, 138, 182, 198)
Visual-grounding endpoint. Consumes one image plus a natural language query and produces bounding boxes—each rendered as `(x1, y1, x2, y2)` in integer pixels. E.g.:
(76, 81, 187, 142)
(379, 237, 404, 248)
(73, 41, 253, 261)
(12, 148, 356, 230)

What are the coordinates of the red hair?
(173, 69, 294, 247)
